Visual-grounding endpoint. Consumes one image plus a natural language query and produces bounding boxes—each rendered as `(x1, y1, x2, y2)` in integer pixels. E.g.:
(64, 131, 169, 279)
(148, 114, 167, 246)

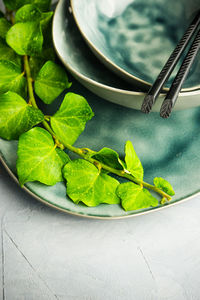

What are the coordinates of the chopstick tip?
(141, 94, 154, 114)
(160, 99, 173, 118)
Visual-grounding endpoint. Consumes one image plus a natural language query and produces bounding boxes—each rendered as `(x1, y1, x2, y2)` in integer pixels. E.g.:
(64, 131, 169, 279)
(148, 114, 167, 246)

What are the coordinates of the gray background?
(1, 161, 200, 300)
(1, 0, 200, 299)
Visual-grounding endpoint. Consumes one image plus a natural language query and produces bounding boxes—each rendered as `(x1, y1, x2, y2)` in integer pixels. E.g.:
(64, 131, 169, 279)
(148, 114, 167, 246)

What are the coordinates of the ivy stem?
(24, 55, 38, 108)
(10, 13, 15, 25)
(23, 55, 171, 202)
(24, 55, 57, 138)
(43, 120, 56, 136)
(6, 9, 15, 25)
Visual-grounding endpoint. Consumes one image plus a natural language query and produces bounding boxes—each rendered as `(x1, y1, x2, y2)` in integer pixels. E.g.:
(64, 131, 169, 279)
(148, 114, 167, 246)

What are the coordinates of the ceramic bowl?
(53, 0, 200, 112)
(71, 0, 200, 91)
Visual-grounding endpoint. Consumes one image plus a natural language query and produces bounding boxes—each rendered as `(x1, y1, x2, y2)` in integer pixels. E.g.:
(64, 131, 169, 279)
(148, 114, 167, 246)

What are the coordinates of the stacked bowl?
(53, 0, 200, 111)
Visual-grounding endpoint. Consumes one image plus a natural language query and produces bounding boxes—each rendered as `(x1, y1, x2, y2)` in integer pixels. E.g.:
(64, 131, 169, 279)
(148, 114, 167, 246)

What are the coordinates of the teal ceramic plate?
(71, 0, 200, 91)
(53, 0, 200, 112)
(1, 80, 200, 219)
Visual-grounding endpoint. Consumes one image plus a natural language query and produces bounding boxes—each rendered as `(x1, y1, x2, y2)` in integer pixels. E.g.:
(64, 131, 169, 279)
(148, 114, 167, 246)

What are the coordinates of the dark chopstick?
(141, 10, 200, 114)
(160, 28, 200, 118)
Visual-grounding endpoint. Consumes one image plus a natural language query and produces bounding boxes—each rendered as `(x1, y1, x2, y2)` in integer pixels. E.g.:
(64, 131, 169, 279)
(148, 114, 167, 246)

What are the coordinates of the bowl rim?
(70, 0, 200, 92)
(53, 0, 200, 99)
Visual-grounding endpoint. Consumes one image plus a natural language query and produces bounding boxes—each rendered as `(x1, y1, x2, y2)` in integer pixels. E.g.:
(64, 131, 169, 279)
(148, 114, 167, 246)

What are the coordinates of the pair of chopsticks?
(141, 11, 200, 118)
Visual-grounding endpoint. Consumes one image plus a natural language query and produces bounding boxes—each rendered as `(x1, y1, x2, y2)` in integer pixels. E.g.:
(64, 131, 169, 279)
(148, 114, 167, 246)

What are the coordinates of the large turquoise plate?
(1, 80, 200, 219)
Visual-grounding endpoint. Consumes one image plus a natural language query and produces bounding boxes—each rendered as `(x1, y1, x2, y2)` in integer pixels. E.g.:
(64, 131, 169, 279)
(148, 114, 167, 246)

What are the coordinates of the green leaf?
(3, 0, 51, 11)
(0, 60, 26, 97)
(0, 18, 11, 39)
(116, 182, 142, 211)
(29, 57, 45, 80)
(6, 22, 43, 56)
(0, 91, 44, 140)
(3, 0, 20, 10)
(92, 148, 124, 170)
(32, 0, 51, 11)
(35, 61, 72, 104)
(0, 11, 4, 18)
(29, 48, 55, 79)
(15, 4, 42, 23)
(40, 11, 53, 30)
(15, 3, 53, 48)
(15, 4, 53, 30)
(3, 0, 23, 10)
(17, 127, 70, 186)
(119, 158, 126, 170)
(125, 140, 144, 180)
(63, 159, 120, 207)
(116, 182, 158, 211)
(51, 92, 94, 145)
(154, 177, 175, 196)
(56, 147, 71, 164)
(40, 11, 53, 47)
(0, 38, 22, 66)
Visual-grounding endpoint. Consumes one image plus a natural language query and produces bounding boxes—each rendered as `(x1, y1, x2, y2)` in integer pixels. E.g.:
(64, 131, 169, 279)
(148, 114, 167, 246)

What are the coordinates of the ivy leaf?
(116, 182, 142, 211)
(17, 127, 70, 186)
(6, 22, 43, 56)
(15, 4, 53, 30)
(3, 0, 25, 10)
(119, 158, 126, 170)
(0, 38, 22, 66)
(0, 60, 26, 97)
(40, 11, 53, 30)
(15, 4, 42, 22)
(3, 0, 51, 11)
(154, 177, 175, 196)
(0, 18, 11, 39)
(31, 0, 51, 11)
(63, 159, 120, 207)
(125, 140, 144, 180)
(35, 61, 72, 104)
(40, 11, 53, 48)
(51, 92, 94, 145)
(116, 182, 158, 211)
(0, 91, 44, 140)
(29, 48, 55, 79)
(56, 147, 71, 164)
(29, 57, 46, 80)
(92, 148, 124, 170)
(15, 4, 53, 53)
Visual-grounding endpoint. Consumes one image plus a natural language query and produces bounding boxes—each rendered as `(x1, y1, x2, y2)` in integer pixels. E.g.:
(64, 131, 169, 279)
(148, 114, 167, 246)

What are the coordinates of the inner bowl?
(71, 0, 200, 91)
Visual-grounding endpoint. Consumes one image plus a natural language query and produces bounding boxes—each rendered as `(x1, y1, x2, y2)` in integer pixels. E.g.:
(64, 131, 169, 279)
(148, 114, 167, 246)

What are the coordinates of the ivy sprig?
(0, 0, 175, 212)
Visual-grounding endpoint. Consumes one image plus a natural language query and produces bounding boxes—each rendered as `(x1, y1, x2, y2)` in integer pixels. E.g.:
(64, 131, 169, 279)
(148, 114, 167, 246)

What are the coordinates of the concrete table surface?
(1, 1, 200, 299)
(1, 161, 200, 300)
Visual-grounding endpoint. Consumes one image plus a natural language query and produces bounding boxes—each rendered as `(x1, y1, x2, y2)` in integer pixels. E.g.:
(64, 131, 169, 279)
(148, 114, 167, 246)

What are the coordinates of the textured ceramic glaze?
(71, 0, 200, 90)
(1, 80, 200, 218)
(53, 0, 200, 111)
